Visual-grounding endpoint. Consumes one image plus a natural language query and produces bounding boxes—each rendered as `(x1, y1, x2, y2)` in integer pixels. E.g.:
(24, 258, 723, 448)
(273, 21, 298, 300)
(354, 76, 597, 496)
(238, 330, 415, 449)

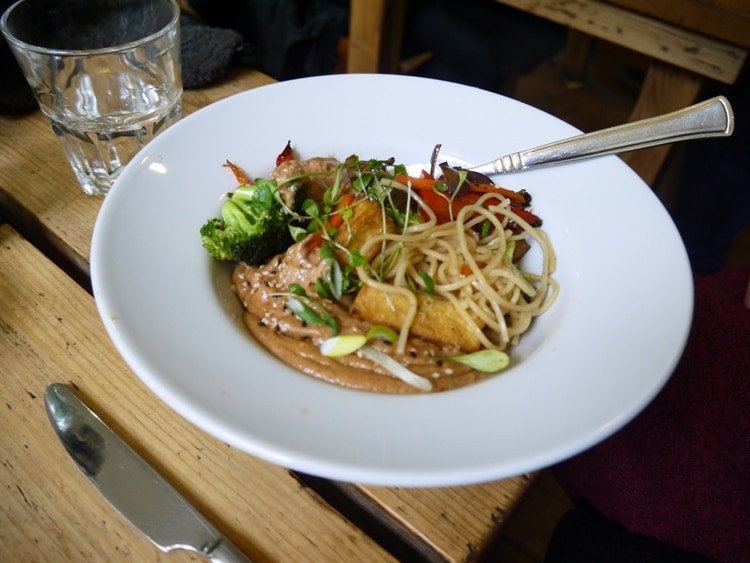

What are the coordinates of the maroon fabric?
(553, 268, 750, 563)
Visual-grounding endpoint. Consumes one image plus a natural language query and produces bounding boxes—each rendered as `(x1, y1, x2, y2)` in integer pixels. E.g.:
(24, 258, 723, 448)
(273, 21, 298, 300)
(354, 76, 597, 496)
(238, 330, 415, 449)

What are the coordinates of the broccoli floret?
(200, 179, 294, 265)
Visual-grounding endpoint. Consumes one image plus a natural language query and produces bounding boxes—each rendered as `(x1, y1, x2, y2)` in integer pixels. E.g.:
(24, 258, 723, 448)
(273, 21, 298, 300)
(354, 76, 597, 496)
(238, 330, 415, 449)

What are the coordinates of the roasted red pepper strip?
(276, 140, 294, 166)
(509, 205, 543, 227)
(416, 189, 484, 224)
(466, 182, 530, 206)
(417, 188, 543, 227)
(223, 160, 252, 185)
(398, 174, 531, 207)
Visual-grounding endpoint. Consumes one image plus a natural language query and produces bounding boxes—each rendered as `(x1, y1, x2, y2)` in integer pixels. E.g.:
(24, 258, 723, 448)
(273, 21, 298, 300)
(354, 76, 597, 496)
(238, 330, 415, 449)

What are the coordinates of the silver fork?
(431, 96, 733, 176)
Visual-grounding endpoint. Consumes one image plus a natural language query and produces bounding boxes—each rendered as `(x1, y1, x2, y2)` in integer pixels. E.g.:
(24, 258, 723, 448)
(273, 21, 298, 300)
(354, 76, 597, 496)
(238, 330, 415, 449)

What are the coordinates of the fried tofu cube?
(334, 200, 397, 262)
(351, 285, 483, 351)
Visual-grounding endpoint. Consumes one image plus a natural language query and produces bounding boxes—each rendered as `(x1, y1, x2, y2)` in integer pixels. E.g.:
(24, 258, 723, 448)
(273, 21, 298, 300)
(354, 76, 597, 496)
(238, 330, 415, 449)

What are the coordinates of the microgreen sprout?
(315, 243, 362, 301)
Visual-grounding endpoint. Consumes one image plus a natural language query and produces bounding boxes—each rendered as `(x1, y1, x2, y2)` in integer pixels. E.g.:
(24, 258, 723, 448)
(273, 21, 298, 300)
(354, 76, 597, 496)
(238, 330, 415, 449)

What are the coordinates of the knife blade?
(45, 383, 250, 562)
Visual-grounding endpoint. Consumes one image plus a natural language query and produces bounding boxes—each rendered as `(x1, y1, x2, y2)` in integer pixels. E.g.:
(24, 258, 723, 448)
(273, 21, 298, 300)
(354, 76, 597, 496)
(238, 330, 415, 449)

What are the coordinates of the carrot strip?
(327, 193, 356, 229)
(460, 262, 486, 276)
(394, 174, 442, 191)
(467, 183, 529, 205)
(224, 160, 252, 185)
(307, 233, 324, 248)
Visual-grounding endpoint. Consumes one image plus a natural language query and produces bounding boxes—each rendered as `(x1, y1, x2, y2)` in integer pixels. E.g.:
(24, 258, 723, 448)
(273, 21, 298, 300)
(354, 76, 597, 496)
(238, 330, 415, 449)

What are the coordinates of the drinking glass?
(1, 0, 182, 196)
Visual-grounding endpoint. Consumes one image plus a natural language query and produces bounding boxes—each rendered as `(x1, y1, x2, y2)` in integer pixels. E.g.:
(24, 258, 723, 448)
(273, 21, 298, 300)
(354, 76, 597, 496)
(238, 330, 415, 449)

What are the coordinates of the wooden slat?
(493, 0, 746, 84)
(0, 224, 395, 562)
(348, 0, 386, 73)
(603, 0, 750, 49)
(330, 477, 536, 562)
(347, 0, 406, 73)
(347, 0, 747, 83)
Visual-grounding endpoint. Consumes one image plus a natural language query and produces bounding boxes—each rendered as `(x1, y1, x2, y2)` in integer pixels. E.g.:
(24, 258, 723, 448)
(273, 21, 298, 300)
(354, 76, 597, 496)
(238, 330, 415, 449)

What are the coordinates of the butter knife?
(45, 383, 251, 562)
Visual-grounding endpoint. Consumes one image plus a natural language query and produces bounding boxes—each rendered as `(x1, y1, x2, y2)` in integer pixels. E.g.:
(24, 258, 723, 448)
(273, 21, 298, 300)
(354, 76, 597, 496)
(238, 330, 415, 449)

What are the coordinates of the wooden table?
(0, 69, 535, 562)
(347, 0, 749, 187)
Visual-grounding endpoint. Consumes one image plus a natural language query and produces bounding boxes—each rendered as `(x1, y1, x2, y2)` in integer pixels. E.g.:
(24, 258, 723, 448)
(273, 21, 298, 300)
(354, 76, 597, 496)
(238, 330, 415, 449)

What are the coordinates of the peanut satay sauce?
(232, 156, 487, 393)
(231, 237, 487, 394)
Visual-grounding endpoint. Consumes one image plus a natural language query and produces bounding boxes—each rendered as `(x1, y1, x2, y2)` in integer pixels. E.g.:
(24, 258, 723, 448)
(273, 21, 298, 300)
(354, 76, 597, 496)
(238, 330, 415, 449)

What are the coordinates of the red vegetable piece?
(276, 140, 294, 166)
(417, 189, 482, 224)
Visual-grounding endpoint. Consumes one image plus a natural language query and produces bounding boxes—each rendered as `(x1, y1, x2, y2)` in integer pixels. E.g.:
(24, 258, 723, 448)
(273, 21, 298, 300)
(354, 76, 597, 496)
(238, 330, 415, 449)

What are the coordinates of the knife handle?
(206, 538, 252, 563)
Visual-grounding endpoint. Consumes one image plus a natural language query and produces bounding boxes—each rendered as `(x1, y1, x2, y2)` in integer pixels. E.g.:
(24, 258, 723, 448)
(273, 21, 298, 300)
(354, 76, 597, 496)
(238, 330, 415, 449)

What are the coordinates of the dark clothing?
(186, 0, 348, 80)
(401, 0, 567, 92)
(186, 0, 567, 87)
(552, 268, 750, 563)
(671, 69, 750, 273)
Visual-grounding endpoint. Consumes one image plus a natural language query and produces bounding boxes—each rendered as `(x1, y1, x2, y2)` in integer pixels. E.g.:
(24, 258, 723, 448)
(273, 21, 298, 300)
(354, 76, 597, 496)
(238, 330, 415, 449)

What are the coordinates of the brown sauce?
(232, 238, 488, 394)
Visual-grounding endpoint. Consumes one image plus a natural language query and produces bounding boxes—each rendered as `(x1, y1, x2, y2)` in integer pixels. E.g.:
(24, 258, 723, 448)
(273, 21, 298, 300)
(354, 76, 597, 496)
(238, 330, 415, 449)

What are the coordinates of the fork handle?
(473, 96, 734, 175)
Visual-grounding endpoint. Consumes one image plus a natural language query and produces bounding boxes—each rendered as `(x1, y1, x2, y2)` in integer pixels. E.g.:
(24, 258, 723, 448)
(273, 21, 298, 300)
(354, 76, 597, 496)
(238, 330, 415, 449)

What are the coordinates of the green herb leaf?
(289, 224, 308, 242)
(348, 248, 366, 268)
(320, 243, 335, 260)
(303, 199, 320, 218)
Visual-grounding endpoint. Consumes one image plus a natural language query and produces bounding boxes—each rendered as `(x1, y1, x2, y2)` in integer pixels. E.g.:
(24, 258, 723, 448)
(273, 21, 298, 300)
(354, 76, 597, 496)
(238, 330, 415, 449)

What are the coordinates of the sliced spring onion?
(285, 298, 323, 324)
(358, 346, 433, 392)
(418, 271, 435, 294)
(441, 349, 510, 372)
(285, 297, 339, 335)
(320, 326, 397, 358)
(365, 325, 399, 343)
(320, 334, 368, 357)
(504, 239, 516, 262)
